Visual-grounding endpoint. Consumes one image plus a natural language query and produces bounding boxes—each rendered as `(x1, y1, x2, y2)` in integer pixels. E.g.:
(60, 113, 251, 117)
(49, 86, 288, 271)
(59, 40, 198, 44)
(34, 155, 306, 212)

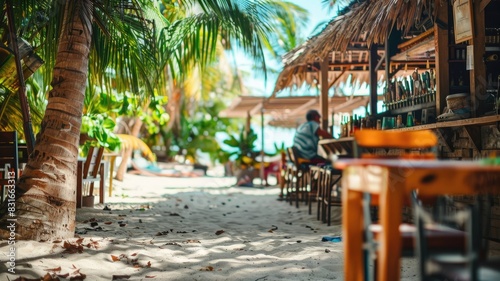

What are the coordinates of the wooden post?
(369, 44, 379, 115)
(320, 58, 329, 131)
(470, 0, 487, 117)
(434, 1, 449, 116)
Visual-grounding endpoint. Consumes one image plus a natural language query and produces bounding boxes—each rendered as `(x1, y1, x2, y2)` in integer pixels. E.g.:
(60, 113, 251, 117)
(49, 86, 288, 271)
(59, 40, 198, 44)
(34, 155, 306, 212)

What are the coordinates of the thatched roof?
(273, 0, 436, 95)
(220, 94, 383, 128)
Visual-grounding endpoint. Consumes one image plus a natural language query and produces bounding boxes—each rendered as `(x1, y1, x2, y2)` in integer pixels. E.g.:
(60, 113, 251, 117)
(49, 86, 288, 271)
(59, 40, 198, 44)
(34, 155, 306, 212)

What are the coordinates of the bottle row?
(383, 67, 436, 111)
(338, 113, 417, 138)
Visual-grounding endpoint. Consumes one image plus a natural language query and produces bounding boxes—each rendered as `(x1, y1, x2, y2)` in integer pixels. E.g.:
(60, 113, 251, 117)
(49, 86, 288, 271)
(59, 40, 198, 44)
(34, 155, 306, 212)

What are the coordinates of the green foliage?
(81, 89, 123, 151)
(170, 97, 236, 164)
(222, 127, 259, 167)
(80, 113, 121, 151)
(273, 141, 286, 154)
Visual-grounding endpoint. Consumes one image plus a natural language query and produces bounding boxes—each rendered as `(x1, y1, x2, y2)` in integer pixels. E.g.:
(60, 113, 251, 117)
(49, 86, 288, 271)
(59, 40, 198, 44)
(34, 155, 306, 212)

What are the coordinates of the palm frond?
(117, 133, 156, 162)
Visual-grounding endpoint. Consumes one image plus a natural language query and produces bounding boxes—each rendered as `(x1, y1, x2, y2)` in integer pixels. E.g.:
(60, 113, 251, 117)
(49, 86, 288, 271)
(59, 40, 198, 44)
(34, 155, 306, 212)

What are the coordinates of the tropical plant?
(0, 0, 281, 240)
(222, 127, 259, 168)
(155, 0, 310, 165)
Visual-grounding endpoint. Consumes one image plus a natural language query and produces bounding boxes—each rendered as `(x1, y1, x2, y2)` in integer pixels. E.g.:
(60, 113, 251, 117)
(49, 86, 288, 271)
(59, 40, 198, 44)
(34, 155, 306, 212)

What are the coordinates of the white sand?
(1, 173, 418, 280)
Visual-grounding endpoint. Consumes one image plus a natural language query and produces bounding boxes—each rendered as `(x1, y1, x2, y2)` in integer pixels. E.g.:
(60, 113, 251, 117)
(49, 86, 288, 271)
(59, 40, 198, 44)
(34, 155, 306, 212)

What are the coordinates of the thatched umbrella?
(272, 0, 437, 95)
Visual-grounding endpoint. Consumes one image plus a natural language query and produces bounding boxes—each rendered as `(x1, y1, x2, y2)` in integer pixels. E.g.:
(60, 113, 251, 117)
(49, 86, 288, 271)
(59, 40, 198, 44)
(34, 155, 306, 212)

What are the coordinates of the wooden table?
(103, 152, 119, 197)
(333, 159, 500, 281)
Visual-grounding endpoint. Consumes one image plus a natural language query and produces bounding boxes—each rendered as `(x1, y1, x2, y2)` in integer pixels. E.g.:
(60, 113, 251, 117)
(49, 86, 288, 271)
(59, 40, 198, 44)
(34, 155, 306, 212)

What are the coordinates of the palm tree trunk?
(0, 0, 93, 240)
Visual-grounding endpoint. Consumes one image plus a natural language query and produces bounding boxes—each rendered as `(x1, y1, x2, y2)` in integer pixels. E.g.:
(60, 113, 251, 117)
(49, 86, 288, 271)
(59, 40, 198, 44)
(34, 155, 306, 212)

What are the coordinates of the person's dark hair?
(306, 109, 320, 121)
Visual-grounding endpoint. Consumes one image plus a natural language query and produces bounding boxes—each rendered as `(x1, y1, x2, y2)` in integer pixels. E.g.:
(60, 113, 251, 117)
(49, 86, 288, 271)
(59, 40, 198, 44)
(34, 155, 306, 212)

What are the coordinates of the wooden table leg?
(342, 173, 364, 281)
(108, 156, 115, 197)
(377, 170, 404, 281)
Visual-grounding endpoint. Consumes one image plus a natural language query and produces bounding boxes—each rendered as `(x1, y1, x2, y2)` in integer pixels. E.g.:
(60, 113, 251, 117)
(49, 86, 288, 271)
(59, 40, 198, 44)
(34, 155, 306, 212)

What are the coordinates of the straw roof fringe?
(273, 0, 435, 95)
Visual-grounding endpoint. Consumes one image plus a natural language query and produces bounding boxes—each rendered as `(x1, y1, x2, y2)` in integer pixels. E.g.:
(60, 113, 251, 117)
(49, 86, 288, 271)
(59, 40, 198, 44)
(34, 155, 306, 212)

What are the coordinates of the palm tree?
(159, 0, 310, 159)
(0, 0, 275, 240)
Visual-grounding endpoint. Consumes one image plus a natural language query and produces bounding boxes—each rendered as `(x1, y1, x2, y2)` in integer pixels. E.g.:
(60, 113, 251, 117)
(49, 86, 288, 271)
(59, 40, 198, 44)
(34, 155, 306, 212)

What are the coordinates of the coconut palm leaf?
(116, 133, 156, 162)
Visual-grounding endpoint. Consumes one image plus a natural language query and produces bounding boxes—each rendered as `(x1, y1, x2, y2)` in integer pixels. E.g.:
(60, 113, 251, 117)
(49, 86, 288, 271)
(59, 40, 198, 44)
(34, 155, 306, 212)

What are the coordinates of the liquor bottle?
(360, 117, 366, 130)
(348, 115, 353, 136)
(341, 116, 347, 137)
(353, 114, 360, 132)
(406, 112, 414, 127)
(396, 115, 403, 128)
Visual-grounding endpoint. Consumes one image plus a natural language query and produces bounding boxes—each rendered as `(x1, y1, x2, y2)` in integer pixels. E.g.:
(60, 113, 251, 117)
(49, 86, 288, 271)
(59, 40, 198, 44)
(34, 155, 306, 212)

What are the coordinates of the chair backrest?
(286, 147, 295, 164)
(353, 129, 439, 281)
(83, 146, 105, 180)
(0, 131, 19, 182)
(290, 146, 310, 166)
(353, 129, 438, 159)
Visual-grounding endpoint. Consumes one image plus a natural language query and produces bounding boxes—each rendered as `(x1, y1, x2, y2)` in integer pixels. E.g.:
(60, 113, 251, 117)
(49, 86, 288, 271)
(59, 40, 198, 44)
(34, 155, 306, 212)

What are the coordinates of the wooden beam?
(375, 52, 386, 71)
(328, 68, 347, 89)
(369, 44, 379, 115)
(470, 0, 487, 118)
(479, 0, 491, 11)
(434, 2, 449, 116)
(386, 28, 401, 90)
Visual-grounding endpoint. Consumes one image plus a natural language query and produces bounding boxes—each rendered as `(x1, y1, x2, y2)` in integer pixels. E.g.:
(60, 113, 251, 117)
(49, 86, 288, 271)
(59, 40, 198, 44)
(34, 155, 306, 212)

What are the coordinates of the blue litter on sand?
(322, 236, 342, 242)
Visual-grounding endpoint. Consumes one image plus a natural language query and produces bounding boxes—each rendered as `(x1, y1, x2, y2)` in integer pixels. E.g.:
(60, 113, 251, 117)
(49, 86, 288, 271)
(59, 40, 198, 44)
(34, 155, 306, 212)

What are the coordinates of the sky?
(238, 0, 334, 97)
(239, 1, 337, 153)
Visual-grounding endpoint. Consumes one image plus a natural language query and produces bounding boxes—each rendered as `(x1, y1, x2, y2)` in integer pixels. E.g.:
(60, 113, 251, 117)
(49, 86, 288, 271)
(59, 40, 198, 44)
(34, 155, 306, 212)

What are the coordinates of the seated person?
(293, 109, 332, 165)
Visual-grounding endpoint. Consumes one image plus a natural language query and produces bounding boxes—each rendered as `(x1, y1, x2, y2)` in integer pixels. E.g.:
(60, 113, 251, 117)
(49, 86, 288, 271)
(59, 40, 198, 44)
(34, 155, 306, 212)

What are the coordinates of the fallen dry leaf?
(45, 266, 61, 272)
(85, 239, 100, 249)
(111, 255, 121, 262)
(62, 241, 84, 254)
(69, 272, 86, 280)
(42, 273, 58, 281)
(71, 268, 81, 275)
(199, 266, 214, 271)
(215, 230, 225, 235)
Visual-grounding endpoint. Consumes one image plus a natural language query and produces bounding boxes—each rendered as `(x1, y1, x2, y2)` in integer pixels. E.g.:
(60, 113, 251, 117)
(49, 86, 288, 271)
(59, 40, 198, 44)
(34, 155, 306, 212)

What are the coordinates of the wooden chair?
(413, 189, 500, 280)
(285, 147, 300, 206)
(307, 166, 321, 215)
(283, 148, 294, 203)
(0, 131, 19, 202)
(76, 146, 105, 208)
(279, 150, 293, 200)
(316, 167, 342, 225)
(353, 129, 467, 281)
(288, 146, 314, 208)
